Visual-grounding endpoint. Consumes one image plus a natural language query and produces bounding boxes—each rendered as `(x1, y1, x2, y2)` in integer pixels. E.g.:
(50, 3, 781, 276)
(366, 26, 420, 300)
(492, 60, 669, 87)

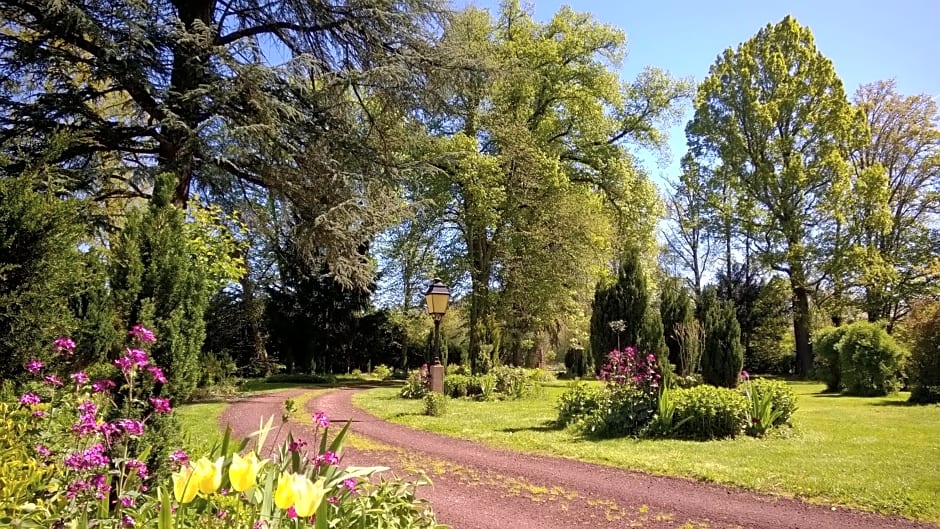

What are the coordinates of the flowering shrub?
(598, 347, 662, 395)
(400, 365, 430, 399)
(2, 328, 444, 528)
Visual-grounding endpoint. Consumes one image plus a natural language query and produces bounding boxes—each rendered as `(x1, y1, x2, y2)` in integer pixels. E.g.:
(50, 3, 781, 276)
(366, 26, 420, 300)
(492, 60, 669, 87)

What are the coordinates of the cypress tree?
(110, 174, 210, 402)
(660, 277, 694, 371)
(701, 299, 745, 388)
(589, 249, 650, 370)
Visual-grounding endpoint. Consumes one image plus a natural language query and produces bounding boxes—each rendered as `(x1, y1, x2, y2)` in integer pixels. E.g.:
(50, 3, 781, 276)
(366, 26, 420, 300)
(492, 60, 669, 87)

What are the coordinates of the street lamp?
(424, 278, 451, 364)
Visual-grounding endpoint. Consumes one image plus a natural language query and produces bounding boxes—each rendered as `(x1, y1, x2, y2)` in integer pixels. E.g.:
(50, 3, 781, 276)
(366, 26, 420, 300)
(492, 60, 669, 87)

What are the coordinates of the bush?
(672, 373, 703, 389)
(423, 392, 448, 416)
(744, 378, 797, 426)
(837, 322, 908, 396)
(701, 300, 745, 388)
(902, 301, 940, 404)
(670, 385, 748, 440)
(399, 367, 428, 399)
(443, 374, 471, 398)
(556, 382, 604, 427)
(351, 368, 363, 377)
(372, 364, 393, 380)
(564, 347, 589, 377)
(813, 326, 848, 392)
(265, 373, 334, 385)
(581, 384, 657, 438)
(490, 366, 540, 400)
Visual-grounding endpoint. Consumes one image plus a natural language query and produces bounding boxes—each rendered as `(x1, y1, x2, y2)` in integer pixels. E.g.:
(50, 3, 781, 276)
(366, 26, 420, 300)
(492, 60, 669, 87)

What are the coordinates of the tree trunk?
(468, 229, 493, 374)
(789, 266, 814, 378)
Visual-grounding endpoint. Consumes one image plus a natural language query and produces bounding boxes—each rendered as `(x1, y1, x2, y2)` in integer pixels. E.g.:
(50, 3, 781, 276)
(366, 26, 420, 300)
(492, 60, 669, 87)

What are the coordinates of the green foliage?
(670, 385, 748, 440)
(813, 326, 849, 391)
(688, 16, 864, 377)
(744, 379, 798, 426)
(400, 369, 429, 400)
(563, 347, 589, 377)
(640, 310, 674, 385)
(590, 250, 650, 369)
(836, 322, 908, 396)
(555, 382, 605, 427)
(372, 364, 393, 381)
(0, 403, 50, 513)
(423, 392, 448, 417)
(701, 300, 744, 388)
(660, 278, 695, 371)
(264, 373, 336, 385)
(332, 477, 444, 529)
(581, 385, 657, 438)
(0, 176, 83, 378)
(443, 374, 471, 398)
(903, 301, 940, 404)
(110, 175, 210, 402)
(746, 277, 794, 375)
(490, 366, 542, 400)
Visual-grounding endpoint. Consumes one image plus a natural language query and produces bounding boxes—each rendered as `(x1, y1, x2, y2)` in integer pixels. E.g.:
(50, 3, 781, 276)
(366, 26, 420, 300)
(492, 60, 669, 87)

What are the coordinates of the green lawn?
(353, 382, 940, 522)
(175, 401, 228, 454)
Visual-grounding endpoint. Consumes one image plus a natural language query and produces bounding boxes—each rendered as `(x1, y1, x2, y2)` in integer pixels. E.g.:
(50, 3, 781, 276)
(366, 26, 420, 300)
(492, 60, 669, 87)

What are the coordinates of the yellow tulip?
(274, 472, 297, 510)
(193, 456, 224, 494)
(229, 451, 263, 492)
(293, 476, 326, 518)
(172, 466, 199, 504)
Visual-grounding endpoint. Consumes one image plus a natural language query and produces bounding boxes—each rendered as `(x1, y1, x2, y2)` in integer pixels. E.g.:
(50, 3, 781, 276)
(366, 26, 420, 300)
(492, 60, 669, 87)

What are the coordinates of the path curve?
(221, 388, 935, 529)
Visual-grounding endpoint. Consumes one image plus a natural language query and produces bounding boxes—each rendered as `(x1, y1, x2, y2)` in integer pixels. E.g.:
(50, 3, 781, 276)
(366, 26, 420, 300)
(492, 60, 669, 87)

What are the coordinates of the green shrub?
(670, 385, 748, 440)
(903, 302, 940, 404)
(672, 373, 703, 389)
(701, 300, 745, 388)
(333, 477, 442, 528)
(744, 378, 797, 426)
(351, 368, 363, 377)
(490, 366, 540, 399)
(372, 364, 393, 380)
(476, 374, 496, 401)
(400, 369, 428, 399)
(814, 326, 848, 392)
(443, 374, 471, 398)
(581, 385, 657, 438)
(556, 382, 605, 426)
(837, 322, 908, 396)
(423, 392, 448, 416)
(564, 347, 589, 377)
(265, 373, 333, 385)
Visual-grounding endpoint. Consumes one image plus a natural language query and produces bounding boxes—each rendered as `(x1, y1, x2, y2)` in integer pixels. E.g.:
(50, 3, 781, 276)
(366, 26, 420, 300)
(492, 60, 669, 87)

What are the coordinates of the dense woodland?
(1, 1, 937, 401)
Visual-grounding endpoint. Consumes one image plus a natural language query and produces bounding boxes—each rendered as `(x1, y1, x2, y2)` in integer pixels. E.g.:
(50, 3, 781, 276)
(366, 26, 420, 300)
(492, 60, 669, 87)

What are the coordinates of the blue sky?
(458, 0, 940, 187)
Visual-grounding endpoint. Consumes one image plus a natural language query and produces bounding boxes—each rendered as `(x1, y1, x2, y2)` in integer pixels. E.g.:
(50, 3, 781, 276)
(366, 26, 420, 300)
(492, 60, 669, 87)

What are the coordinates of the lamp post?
(424, 278, 451, 365)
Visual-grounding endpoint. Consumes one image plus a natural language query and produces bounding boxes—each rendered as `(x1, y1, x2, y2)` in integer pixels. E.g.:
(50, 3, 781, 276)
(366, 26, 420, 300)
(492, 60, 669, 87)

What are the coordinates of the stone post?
(429, 357, 444, 394)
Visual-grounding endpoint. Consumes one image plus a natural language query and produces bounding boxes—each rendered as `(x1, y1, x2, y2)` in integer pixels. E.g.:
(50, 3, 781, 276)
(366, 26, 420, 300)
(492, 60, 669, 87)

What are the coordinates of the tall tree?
(850, 80, 940, 329)
(590, 249, 650, 369)
(0, 0, 444, 285)
(663, 155, 716, 295)
(660, 276, 694, 370)
(414, 3, 690, 371)
(687, 16, 863, 377)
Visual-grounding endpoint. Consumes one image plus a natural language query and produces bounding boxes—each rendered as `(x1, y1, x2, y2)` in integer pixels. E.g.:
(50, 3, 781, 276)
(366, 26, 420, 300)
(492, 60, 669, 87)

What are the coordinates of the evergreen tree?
(590, 250, 650, 369)
(110, 174, 210, 402)
(660, 277, 694, 371)
(0, 176, 84, 377)
(640, 309, 672, 382)
(701, 299, 745, 388)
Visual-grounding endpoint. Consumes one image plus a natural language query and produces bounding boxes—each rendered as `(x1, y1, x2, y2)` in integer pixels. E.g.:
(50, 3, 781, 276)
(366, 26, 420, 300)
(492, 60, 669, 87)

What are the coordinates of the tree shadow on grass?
(499, 420, 562, 434)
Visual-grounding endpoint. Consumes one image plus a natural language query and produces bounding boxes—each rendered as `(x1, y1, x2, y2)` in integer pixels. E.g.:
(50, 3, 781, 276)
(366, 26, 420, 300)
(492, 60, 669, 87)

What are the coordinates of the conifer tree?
(701, 299, 745, 388)
(590, 250, 650, 369)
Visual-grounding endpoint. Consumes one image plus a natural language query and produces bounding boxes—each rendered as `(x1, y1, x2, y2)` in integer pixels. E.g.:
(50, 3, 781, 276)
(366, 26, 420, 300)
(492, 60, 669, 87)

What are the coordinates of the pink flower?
(327, 496, 339, 504)
(35, 444, 51, 457)
(19, 392, 40, 406)
(313, 411, 329, 428)
(286, 506, 297, 519)
(54, 337, 76, 353)
(740, 370, 750, 381)
(122, 515, 135, 527)
(126, 459, 149, 479)
(343, 478, 357, 493)
(64, 444, 109, 470)
(33, 409, 47, 418)
(120, 496, 134, 507)
(150, 397, 172, 414)
(115, 356, 133, 373)
(129, 324, 156, 343)
(117, 419, 144, 436)
(92, 379, 116, 393)
(288, 438, 307, 452)
(126, 348, 149, 368)
(44, 374, 63, 387)
(316, 451, 338, 466)
(147, 366, 167, 384)
(169, 450, 189, 466)
(71, 371, 89, 385)
(25, 358, 43, 374)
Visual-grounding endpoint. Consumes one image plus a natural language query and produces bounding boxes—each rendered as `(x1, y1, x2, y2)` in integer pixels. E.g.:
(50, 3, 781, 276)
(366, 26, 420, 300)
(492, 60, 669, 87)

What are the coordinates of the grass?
(353, 381, 940, 523)
(175, 401, 228, 453)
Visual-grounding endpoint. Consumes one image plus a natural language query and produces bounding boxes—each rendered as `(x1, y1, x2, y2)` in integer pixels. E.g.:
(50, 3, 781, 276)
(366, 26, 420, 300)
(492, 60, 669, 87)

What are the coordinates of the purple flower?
(148, 366, 167, 384)
(122, 515, 135, 527)
(343, 478, 357, 493)
(317, 451, 338, 466)
(44, 374, 63, 387)
(64, 444, 109, 470)
(126, 459, 149, 479)
(71, 371, 90, 385)
(114, 356, 133, 373)
(19, 392, 40, 406)
(129, 324, 156, 343)
(25, 358, 43, 374)
(150, 397, 172, 414)
(126, 348, 149, 368)
(169, 450, 189, 466)
(92, 379, 116, 393)
(91, 473, 111, 499)
(288, 438, 307, 452)
(54, 337, 76, 354)
(32, 409, 47, 418)
(78, 399, 97, 415)
(120, 496, 135, 508)
(286, 506, 297, 520)
(740, 370, 750, 381)
(116, 419, 144, 437)
(35, 444, 51, 457)
(252, 521, 266, 529)
(327, 496, 339, 504)
(67, 480, 89, 499)
(313, 411, 329, 428)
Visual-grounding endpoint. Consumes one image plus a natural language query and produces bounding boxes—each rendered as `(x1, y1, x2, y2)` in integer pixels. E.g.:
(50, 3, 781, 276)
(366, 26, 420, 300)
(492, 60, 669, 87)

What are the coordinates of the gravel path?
(220, 388, 936, 529)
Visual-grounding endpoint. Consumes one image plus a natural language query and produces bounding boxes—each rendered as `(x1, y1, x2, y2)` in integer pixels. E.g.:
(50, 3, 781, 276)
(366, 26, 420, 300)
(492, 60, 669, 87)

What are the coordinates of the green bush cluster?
(555, 382, 605, 427)
(423, 392, 448, 416)
(437, 367, 541, 401)
(814, 322, 908, 396)
(669, 385, 748, 440)
(372, 364, 393, 380)
(400, 369, 429, 399)
(904, 303, 940, 404)
(742, 378, 797, 426)
(580, 385, 657, 438)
